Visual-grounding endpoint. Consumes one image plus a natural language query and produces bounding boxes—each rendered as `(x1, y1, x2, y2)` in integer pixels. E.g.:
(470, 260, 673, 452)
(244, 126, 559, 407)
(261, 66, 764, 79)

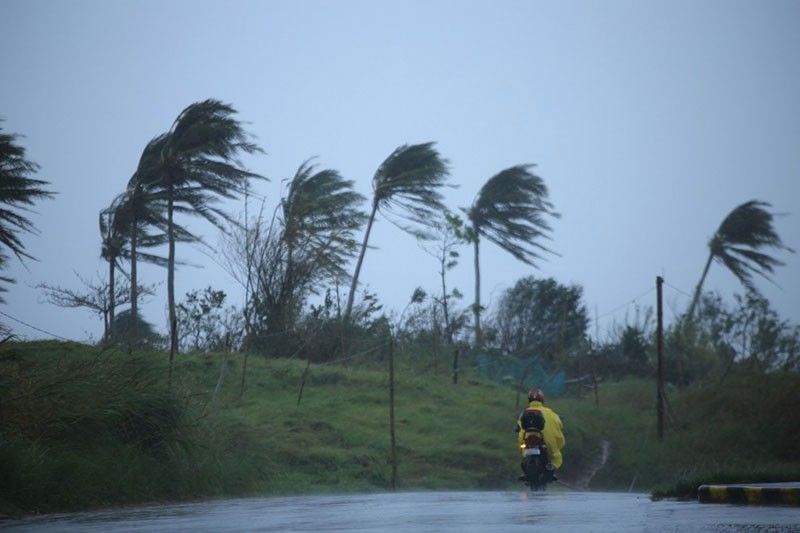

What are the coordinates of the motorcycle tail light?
(525, 434, 543, 447)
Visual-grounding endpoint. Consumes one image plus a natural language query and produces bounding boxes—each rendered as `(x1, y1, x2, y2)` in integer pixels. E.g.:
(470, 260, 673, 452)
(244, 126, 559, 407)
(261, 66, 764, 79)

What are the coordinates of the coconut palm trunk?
(472, 228, 481, 348)
(130, 219, 139, 342)
(685, 252, 714, 322)
(285, 237, 294, 318)
(108, 255, 115, 342)
(440, 251, 452, 345)
(345, 201, 378, 320)
(167, 185, 177, 384)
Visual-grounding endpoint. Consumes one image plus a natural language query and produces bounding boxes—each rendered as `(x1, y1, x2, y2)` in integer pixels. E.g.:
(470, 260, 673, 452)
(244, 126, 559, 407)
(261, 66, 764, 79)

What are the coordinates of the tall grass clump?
(0, 341, 197, 513)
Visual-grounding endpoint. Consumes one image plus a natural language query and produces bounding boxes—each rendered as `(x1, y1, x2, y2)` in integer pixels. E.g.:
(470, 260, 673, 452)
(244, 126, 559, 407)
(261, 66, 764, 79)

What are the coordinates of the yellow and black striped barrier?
(698, 483, 800, 506)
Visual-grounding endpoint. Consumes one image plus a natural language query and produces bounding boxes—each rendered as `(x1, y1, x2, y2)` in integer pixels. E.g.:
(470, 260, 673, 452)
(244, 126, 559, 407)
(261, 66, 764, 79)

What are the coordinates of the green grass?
(555, 374, 800, 496)
(1, 341, 799, 514)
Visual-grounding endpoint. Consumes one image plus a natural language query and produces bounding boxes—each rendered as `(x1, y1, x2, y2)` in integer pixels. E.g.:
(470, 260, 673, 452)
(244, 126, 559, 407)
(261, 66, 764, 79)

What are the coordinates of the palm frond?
(274, 159, 366, 286)
(144, 100, 267, 234)
(283, 159, 365, 245)
(0, 124, 54, 261)
(710, 200, 794, 290)
(714, 200, 792, 251)
(372, 143, 451, 235)
(467, 165, 559, 265)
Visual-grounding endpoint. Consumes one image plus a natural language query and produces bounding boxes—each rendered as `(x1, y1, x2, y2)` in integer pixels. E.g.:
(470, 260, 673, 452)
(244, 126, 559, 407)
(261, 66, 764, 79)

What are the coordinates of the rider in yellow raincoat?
(516, 388, 565, 469)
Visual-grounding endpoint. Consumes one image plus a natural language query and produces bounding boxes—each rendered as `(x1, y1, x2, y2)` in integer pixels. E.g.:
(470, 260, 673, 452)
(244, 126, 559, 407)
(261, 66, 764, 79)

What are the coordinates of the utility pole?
(389, 336, 397, 491)
(656, 276, 665, 441)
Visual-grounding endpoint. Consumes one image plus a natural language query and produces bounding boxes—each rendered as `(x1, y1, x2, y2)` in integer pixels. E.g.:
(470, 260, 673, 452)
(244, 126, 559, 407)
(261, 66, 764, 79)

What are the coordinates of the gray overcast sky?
(1, 0, 798, 341)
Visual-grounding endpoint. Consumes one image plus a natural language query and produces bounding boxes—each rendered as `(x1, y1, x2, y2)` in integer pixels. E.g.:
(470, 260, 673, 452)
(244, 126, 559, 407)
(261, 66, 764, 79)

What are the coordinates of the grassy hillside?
(2, 341, 799, 514)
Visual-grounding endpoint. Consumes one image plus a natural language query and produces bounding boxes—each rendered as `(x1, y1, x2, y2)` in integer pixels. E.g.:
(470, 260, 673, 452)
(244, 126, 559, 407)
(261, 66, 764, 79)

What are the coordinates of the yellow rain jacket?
(516, 400, 565, 468)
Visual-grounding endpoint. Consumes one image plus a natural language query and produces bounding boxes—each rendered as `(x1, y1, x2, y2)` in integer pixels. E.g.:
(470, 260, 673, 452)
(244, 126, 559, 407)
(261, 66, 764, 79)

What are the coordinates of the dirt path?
(575, 439, 610, 489)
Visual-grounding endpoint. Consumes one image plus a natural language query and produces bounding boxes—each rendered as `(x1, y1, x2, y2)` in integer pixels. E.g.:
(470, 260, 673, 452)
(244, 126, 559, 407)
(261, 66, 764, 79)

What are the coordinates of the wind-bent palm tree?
(117, 135, 197, 340)
(464, 165, 558, 347)
(151, 100, 263, 381)
(344, 143, 450, 320)
(101, 191, 168, 341)
(239, 160, 364, 388)
(0, 123, 54, 300)
(685, 200, 793, 321)
(243, 160, 364, 335)
(99, 201, 125, 339)
(282, 159, 365, 285)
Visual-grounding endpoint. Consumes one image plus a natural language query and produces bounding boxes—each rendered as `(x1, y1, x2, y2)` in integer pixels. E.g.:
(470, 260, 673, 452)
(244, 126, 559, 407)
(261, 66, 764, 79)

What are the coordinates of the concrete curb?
(698, 483, 800, 506)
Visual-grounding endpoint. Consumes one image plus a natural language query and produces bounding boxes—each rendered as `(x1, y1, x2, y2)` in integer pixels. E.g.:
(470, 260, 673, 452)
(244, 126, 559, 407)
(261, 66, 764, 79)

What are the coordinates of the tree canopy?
(493, 276, 589, 366)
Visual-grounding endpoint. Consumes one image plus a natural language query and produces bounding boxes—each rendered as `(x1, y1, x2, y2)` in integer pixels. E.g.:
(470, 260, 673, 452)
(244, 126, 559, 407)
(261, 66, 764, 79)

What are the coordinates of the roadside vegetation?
(2, 340, 799, 515)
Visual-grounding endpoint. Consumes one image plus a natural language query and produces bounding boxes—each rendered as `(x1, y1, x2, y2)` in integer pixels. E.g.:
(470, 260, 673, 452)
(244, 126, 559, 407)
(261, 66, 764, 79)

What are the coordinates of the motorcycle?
(519, 432, 553, 491)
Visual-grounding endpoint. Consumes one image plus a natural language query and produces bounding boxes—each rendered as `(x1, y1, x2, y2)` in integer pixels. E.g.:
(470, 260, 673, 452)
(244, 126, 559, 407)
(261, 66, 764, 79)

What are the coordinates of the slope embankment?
(2, 341, 799, 515)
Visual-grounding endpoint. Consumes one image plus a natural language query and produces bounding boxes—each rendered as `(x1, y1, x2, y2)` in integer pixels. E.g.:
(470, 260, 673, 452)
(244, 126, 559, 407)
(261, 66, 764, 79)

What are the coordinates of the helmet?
(528, 388, 545, 403)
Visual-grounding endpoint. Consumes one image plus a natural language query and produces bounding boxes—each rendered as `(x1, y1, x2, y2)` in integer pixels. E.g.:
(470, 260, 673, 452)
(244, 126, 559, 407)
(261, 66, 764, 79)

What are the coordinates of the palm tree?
(464, 165, 558, 347)
(236, 160, 364, 393)
(282, 159, 365, 286)
(344, 143, 450, 320)
(99, 201, 125, 339)
(103, 185, 195, 344)
(151, 100, 263, 382)
(685, 200, 793, 321)
(0, 122, 54, 300)
(117, 135, 197, 341)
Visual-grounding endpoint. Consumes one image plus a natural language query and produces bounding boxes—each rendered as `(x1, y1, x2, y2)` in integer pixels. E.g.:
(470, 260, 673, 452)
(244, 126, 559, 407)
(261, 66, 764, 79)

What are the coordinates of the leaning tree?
(281, 159, 365, 295)
(685, 200, 793, 321)
(99, 200, 126, 338)
(147, 100, 264, 382)
(464, 165, 559, 347)
(115, 134, 197, 340)
(344, 143, 450, 320)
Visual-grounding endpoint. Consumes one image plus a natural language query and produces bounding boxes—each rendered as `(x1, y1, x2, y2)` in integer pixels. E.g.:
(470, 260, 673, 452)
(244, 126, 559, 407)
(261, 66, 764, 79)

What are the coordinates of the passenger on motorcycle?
(516, 388, 565, 479)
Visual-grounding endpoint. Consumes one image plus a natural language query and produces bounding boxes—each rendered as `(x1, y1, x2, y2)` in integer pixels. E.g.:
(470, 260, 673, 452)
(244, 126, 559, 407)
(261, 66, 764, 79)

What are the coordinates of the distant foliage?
(37, 272, 155, 341)
(659, 290, 800, 385)
(260, 287, 390, 362)
(418, 211, 468, 346)
(597, 306, 655, 379)
(492, 276, 589, 366)
(176, 287, 243, 353)
(110, 309, 164, 349)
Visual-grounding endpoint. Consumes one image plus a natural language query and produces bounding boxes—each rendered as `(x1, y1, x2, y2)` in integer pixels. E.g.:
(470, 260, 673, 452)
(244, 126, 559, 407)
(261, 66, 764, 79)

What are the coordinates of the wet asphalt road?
(3, 491, 799, 532)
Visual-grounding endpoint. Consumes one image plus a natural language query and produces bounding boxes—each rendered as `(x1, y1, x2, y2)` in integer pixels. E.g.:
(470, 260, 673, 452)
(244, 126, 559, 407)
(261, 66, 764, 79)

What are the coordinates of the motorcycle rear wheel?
(523, 455, 548, 491)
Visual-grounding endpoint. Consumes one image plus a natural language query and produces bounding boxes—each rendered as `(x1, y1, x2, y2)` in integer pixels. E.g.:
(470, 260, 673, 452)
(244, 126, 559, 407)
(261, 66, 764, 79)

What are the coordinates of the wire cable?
(663, 280, 693, 299)
(0, 309, 73, 342)
(594, 286, 656, 323)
